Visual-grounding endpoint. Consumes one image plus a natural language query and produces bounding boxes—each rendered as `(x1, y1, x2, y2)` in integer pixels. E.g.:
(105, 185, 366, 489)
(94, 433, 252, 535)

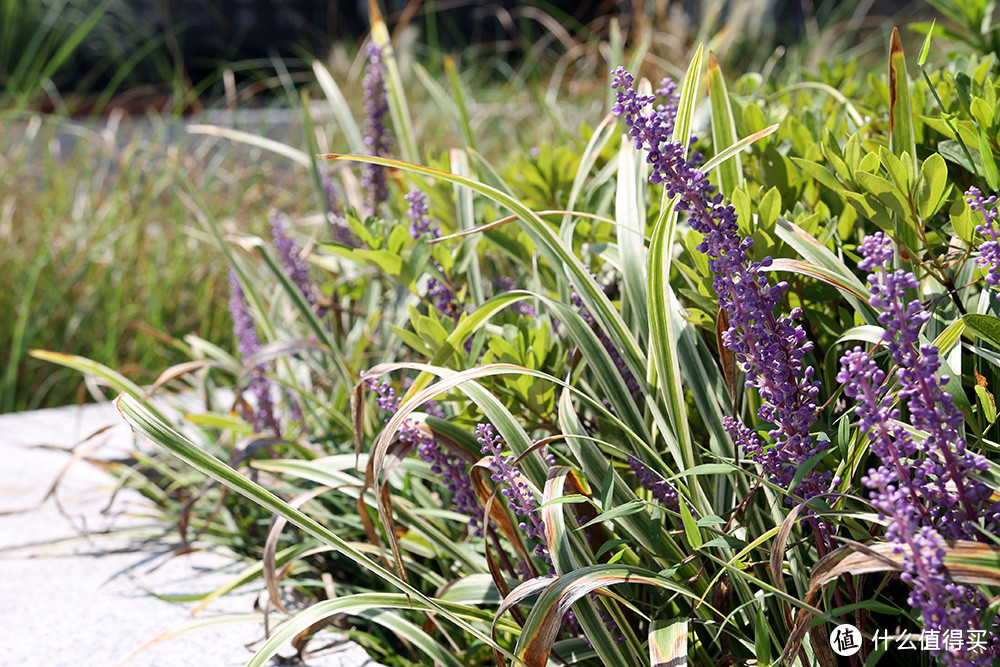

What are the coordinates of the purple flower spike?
(362, 43, 393, 214)
(626, 455, 679, 510)
(477, 423, 552, 568)
(611, 67, 824, 496)
(851, 232, 995, 539)
(837, 232, 1000, 665)
(228, 269, 279, 435)
(404, 191, 467, 322)
(271, 211, 319, 311)
(367, 377, 482, 535)
(966, 187, 1000, 296)
(404, 190, 440, 240)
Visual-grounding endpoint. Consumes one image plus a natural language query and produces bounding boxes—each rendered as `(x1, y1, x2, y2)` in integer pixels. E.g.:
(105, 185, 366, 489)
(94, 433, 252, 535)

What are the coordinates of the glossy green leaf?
(964, 314, 1000, 348)
(978, 125, 1000, 191)
(854, 171, 911, 220)
(916, 152, 949, 219)
(758, 186, 781, 231)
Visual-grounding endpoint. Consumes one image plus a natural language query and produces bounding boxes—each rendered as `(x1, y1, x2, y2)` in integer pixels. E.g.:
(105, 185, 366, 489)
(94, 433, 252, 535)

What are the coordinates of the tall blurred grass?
(0, 108, 319, 412)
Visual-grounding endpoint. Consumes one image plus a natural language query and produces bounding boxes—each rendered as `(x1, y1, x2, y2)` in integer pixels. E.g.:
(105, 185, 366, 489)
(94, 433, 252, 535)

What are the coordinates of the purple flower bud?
(477, 423, 551, 567)
(626, 455, 679, 510)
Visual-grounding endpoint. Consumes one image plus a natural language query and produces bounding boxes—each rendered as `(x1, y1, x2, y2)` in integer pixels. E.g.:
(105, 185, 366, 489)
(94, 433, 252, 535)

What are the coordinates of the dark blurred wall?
(68, 0, 925, 96)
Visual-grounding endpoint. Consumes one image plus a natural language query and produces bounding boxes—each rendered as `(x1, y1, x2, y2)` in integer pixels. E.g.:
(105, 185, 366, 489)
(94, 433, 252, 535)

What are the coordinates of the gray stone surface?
(0, 402, 382, 667)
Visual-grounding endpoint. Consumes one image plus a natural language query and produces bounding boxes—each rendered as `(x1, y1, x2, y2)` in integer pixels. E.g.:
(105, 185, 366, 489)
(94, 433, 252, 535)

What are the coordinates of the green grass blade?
(3, 257, 44, 412)
(563, 112, 618, 228)
(371, 14, 417, 162)
(774, 218, 878, 324)
(707, 51, 742, 198)
(699, 124, 780, 176)
(28, 0, 112, 92)
(29, 351, 165, 421)
(186, 124, 311, 167)
(672, 44, 704, 153)
(311, 61, 366, 154)
(643, 45, 705, 472)
(648, 216, 694, 475)
(450, 149, 484, 305)
(445, 57, 476, 151)
(615, 135, 649, 336)
(412, 61, 467, 146)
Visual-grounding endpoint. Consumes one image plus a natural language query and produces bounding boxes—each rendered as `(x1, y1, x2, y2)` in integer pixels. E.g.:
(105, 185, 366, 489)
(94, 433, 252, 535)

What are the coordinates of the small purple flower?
(362, 43, 393, 214)
(404, 190, 440, 240)
(967, 186, 1000, 296)
(426, 276, 466, 322)
(228, 269, 279, 435)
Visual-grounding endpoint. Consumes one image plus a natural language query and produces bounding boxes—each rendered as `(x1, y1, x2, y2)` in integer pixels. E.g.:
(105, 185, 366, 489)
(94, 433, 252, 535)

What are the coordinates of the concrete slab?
(0, 402, 383, 667)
